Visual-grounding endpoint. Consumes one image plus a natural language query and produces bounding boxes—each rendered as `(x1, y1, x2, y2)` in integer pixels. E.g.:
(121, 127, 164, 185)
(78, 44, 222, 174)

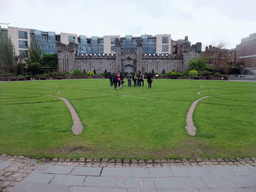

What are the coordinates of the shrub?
(176, 72, 182, 76)
(87, 71, 94, 76)
(28, 62, 42, 75)
(213, 72, 221, 77)
(43, 73, 50, 77)
(17, 62, 25, 76)
(73, 69, 82, 76)
(39, 53, 58, 68)
(189, 70, 198, 77)
(104, 72, 111, 78)
(166, 70, 177, 77)
(229, 67, 241, 74)
(200, 70, 212, 76)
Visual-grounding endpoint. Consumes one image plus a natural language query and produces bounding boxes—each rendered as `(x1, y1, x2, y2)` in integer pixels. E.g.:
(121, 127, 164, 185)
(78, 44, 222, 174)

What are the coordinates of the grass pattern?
(0, 79, 255, 160)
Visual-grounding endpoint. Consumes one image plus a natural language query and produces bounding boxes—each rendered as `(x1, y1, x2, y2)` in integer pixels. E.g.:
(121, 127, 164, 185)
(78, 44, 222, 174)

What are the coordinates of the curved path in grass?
(48, 94, 84, 135)
(185, 90, 211, 136)
(58, 96, 84, 135)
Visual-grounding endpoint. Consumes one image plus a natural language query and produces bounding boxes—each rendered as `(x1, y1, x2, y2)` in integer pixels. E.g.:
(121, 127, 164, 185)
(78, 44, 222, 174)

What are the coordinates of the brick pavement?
(0, 154, 256, 192)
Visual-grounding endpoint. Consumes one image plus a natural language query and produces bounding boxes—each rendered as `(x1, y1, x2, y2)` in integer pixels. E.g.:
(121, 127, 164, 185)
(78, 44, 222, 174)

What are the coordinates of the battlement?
(56, 42, 78, 52)
(142, 53, 183, 60)
(75, 53, 116, 59)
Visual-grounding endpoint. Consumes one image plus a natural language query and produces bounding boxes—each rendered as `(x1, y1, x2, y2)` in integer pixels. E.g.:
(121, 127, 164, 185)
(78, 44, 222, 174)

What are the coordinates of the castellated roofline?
(75, 53, 116, 59)
(74, 52, 183, 60)
(56, 42, 78, 52)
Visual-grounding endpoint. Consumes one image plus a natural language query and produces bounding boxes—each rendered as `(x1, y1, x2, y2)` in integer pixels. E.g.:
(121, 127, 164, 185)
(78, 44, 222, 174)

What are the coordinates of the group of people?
(109, 71, 153, 91)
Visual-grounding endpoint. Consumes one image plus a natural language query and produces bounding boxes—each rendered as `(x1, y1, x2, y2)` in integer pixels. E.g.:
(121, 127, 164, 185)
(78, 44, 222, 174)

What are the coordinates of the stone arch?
(124, 64, 135, 73)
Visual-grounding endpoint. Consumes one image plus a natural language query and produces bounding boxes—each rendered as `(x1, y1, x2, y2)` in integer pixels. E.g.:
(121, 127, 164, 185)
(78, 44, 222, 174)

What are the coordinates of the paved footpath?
(0, 155, 256, 192)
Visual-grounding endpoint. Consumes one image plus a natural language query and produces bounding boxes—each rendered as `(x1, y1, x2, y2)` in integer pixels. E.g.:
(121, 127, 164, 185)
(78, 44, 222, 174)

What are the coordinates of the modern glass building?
(3, 26, 185, 57)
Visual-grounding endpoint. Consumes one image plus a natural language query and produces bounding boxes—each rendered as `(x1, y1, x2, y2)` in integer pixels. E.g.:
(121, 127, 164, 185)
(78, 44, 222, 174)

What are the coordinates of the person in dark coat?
(133, 72, 137, 87)
(137, 71, 142, 87)
(113, 73, 118, 91)
(147, 72, 153, 88)
(120, 72, 124, 89)
(127, 72, 132, 87)
(109, 73, 113, 86)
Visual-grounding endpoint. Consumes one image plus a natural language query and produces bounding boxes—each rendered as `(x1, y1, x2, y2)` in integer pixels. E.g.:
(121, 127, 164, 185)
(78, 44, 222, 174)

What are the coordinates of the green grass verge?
(0, 79, 255, 160)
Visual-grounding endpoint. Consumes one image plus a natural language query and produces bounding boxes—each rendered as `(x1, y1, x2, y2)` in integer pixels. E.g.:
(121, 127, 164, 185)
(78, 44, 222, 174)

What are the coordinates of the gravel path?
(186, 91, 210, 136)
(57, 96, 84, 135)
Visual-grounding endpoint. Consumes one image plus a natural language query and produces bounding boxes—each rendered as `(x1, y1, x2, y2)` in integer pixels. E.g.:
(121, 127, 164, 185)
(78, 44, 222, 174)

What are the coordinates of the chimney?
(205, 46, 208, 51)
(209, 45, 212, 49)
(177, 44, 180, 55)
(185, 36, 188, 41)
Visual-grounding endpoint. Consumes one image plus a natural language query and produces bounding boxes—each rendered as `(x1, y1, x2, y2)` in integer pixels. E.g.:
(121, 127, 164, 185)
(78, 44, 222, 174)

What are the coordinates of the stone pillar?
(115, 38, 122, 73)
(136, 39, 143, 72)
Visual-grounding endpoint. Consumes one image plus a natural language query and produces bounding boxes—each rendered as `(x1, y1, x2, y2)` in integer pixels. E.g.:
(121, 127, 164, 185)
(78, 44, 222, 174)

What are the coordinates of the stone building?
(57, 38, 201, 74)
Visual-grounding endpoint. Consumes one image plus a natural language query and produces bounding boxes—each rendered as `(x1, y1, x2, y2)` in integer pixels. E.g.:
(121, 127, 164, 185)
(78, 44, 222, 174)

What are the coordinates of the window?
(98, 46, 103, 53)
(18, 31, 27, 39)
(55, 35, 60, 42)
(98, 39, 103, 45)
(69, 36, 75, 43)
(42, 34, 48, 42)
(162, 37, 168, 44)
(162, 45, 169, 52)
(19, 40, 28, 48)
(48, 32, 55, 42)
(19, 50, 28, 57)
(111, 46, 116, 52)
(91, 36, 98, 45)
(111, 38, 115, 44)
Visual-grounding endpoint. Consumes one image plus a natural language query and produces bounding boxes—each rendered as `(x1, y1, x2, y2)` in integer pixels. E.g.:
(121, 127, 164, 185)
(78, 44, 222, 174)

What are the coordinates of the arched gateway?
(124, 65, 134, 73)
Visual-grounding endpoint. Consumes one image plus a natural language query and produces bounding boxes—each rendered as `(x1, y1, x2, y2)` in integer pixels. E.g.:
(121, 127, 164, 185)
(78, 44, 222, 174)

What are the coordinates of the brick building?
(203, 45, 228, 67)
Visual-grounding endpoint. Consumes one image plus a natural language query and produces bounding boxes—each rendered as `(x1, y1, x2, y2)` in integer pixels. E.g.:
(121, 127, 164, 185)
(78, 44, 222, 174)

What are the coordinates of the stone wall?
(57, 42, 200, 74)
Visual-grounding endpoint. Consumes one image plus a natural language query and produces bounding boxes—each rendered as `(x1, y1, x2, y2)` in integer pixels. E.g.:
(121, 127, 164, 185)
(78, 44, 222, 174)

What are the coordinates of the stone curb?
(1, 154, 256, 167)
(0, 154, 256, 191)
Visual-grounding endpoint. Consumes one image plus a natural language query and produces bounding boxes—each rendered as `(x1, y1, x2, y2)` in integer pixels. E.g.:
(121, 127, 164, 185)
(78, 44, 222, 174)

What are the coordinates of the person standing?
(109, 72, 113, 87)
(133, 72, 137, 87)
(117, 72, 121, 87)
(141, 72, 144, 86)
(147, 72, 153, 88)
(113, 73, 118, 91)
(127, 72, 132, 87)
(137, 71, 142, 87)
(120, 72, 124, 89)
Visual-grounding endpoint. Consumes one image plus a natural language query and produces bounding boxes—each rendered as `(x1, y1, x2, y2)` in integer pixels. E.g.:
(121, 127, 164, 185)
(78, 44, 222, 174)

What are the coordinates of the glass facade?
(31, 30, 56, 54)
(18, 31, 27, 39)
(17, 28, 171, 55)
(69, 36, 75, 43)
(77, 36, 104, 54)
(78, 35, 87, 54)
(141, 35, 156, 54)
(111, 38, 115, 44)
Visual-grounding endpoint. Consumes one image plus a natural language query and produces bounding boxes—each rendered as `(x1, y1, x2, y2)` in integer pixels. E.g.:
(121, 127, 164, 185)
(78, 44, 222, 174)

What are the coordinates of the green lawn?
(0, 79, 255, 160)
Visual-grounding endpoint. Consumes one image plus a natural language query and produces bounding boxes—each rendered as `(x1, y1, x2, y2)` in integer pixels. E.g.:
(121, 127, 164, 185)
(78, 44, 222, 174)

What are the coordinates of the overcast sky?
(1, 0, 255, 50)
